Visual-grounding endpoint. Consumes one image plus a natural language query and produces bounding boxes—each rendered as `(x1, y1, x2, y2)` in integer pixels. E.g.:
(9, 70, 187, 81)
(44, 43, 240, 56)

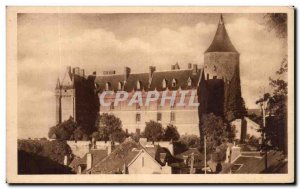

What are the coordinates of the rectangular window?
(136, 104, 141, 110)
(142, 157, 144, 167)
(171, 112, 175, 122)
(110, 103, 114, 110)
(157, 112, 162, 122)
(136, 113, 141, 123)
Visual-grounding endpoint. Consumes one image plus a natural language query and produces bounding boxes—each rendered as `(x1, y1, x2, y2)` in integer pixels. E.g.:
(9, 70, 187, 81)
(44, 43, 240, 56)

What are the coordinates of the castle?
(55, 15, 244, 136)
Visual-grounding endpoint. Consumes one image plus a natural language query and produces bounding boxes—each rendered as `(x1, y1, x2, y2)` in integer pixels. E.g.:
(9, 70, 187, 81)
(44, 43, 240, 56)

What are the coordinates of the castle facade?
(55, 15, 243, 136)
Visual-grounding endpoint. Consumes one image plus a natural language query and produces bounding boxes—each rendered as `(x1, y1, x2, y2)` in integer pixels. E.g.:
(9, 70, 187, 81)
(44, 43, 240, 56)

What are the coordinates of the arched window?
(162, 79, 167, 89)
(137, 80, 142, 90)
(118, 82, 123, 90)
(172, 78, 177, 87)
(105, 82, 111, 90)
(187, 77, 192, 86)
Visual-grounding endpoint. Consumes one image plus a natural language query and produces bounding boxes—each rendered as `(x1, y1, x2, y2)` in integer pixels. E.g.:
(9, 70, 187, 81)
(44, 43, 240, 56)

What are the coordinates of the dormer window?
(105, 82, 111, 90)
(137, 80, 142, 90)
(187, 77, 192, 86)
(162, 79, 167, 89)
(118, 82, 123, 90)
(172, 79, 177, 87)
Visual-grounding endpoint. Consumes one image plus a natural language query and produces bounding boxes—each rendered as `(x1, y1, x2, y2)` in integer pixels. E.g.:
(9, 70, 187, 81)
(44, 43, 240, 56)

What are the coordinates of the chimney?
(192, 64, 198, 75)
(92, 71, 97, 76)
(73, 67, 80, 75)
(80, 69, 85, 77)
(107, 141, 112, 155)
(124, 67, 131, 81)
(188, 63, 192, 69)
(149, 66, 156, 78)
(87, 153, 92, 170)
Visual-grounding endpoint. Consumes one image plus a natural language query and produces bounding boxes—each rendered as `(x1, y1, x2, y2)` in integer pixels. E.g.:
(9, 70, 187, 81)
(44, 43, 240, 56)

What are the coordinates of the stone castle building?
(55, 15, 244, 136)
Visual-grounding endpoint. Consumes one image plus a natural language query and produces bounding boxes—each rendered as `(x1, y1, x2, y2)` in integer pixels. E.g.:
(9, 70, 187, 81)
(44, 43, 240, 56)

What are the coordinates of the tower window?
(172, 79, 177, 87)
(157, 112, 162, 122)
(136, 113, 141, 123)
(136, 104, 141, 110)
(170, 112, 175, 122)
(110, 103, 114, 110)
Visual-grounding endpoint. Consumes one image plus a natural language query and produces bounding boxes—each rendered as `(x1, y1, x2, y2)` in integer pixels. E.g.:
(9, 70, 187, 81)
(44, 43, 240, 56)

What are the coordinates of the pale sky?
(17, 13, 287, 139)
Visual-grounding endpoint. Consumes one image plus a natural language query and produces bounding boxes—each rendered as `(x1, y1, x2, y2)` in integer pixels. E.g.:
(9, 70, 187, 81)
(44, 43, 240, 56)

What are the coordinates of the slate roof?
(94, 69, 202, 92)
(205, 14, 238, 53)
(222, 150, 286, 174)
(90, 141, 142, 174)
(69, 149, 108, 173)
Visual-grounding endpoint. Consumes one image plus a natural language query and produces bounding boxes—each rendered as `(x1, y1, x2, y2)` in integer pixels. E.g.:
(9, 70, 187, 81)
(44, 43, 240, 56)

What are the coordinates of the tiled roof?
(94, 69, 202, 92)
(223, 150, 286, 174)
(90, 141, 141, 174)
(69, 149, 108, 173)
(149, 69, 201, 91)
(205, 15, 238, 53)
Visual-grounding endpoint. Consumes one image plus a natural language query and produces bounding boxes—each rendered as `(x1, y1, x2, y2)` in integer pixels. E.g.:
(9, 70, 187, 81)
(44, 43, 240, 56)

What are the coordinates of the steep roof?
(205, 14, 238, 53)
(90, 141, 141, 174)
(94, 69, 202, 92)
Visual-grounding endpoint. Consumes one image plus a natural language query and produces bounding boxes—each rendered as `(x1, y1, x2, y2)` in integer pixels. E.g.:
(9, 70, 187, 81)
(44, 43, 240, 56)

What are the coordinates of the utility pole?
(258, 90, 268, 172)
(204, 135, 207, 174)
(190, 152, 194, 174)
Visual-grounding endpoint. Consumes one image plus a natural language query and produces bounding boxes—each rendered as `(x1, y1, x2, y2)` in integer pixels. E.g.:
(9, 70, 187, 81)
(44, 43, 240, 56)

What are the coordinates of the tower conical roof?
(205, 14, 238, 53)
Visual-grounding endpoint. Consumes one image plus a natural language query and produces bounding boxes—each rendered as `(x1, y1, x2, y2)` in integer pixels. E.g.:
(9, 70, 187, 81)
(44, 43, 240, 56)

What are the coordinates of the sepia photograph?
(6, 6, 294, 183)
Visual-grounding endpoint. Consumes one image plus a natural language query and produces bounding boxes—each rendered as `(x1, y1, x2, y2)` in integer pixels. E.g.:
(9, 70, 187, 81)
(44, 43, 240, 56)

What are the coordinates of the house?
(89, 140, 172, 174)
(69, 148, 108, 174)
(221, 148, 287, 174)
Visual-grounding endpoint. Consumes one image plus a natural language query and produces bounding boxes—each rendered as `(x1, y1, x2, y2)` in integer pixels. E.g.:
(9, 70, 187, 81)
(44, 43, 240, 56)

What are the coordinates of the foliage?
(18, 139, 72, 165)
(201, 113, 228, 154)
(225, 68, 247, 121)
(48, 117, 76, 140)
(263, 13, 287, 38)
(180, 134, 200, 148)
(256, 57, 288, 154)
(163, 124, 180, 141)
(144, 120, 164, 142)
(95, 113, 126, 143)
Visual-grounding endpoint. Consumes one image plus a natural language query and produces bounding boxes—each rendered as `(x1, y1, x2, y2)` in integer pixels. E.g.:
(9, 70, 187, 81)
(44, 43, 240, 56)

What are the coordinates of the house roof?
(205, 14, 238, 53)
(175, 148, 203, 159)
(222, 150, 286, 174)
(90, 141, 141, 174)
(69, 149, 108, 173)
(94, 69, 202, 92)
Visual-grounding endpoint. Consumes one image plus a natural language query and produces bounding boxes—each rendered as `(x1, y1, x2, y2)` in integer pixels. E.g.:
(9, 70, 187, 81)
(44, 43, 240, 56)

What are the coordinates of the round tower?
(204, 14, 245, 121)
(204, 14, 240, 81)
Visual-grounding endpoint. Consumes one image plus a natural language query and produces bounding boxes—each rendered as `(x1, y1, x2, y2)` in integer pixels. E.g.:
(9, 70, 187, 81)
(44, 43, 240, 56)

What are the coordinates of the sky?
(17, 13, 287, 139)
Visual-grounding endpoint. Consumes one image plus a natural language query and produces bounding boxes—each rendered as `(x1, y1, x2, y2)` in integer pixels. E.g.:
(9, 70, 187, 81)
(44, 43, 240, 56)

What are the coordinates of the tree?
(180, 134, 200, 148)
(164, 124, 180, 141)
(263, 13, 287, 38)
(258, 59, 288, 154)
(18, 139, 74, 174)
(201, 113, 228, 154)
(96, 113, 126, 142)
(48, 117, 76, 140)
(111, 130, 127, 143)
(144, 120, 164, 143)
